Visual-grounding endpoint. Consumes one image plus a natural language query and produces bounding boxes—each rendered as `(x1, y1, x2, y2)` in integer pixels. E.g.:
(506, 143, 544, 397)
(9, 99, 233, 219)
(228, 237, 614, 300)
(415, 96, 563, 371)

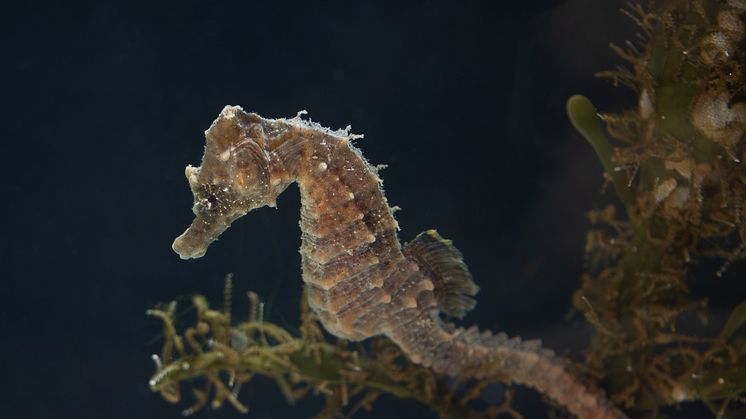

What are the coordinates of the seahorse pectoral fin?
(402, 229, 479, 319)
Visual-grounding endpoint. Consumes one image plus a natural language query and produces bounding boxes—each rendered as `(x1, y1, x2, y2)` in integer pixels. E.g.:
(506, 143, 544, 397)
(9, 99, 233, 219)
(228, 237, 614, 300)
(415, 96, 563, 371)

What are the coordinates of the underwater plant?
(149, 1, 746, 418)
(148, 275, 523, 419)
(567, 0, 746, 416)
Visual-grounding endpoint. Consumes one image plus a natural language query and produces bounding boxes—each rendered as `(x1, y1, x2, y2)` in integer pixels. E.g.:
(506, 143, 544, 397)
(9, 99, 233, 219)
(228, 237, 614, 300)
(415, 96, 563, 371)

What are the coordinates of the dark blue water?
(3, 1, 730, 418)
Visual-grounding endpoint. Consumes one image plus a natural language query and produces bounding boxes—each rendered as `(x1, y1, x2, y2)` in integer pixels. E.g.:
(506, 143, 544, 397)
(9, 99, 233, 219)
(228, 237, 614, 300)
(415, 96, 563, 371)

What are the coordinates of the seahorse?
(172, 106, 627, 419)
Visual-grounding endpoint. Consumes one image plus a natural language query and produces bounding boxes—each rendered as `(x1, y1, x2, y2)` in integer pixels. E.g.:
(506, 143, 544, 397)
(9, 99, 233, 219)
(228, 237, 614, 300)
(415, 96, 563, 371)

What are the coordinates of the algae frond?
(147, 276, 521, 419)
(568, 1, 746, 416)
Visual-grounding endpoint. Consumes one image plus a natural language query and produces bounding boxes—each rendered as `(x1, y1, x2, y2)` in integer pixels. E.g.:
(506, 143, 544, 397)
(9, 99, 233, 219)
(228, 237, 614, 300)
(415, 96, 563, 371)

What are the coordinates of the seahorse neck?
(269, 125, 403, 263)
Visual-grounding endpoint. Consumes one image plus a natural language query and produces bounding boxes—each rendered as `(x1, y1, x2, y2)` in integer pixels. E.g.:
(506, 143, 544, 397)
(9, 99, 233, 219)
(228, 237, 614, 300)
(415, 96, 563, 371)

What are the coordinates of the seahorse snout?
(172, 229, 208, 259)
(172, 212, 236, 259)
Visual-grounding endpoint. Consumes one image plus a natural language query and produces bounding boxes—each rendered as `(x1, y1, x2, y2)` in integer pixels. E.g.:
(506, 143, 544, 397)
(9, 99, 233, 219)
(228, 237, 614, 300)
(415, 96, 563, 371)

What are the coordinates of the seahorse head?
(172, 106, 285, 259)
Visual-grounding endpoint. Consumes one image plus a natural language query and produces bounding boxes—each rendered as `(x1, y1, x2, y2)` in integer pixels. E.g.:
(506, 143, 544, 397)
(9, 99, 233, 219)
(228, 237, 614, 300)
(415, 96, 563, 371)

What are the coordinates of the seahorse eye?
(207, 195, 218, 204)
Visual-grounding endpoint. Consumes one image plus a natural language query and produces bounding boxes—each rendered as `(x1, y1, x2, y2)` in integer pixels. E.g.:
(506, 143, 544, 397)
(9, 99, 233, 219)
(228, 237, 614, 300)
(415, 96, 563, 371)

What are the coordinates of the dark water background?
(3, 0, 739, 418)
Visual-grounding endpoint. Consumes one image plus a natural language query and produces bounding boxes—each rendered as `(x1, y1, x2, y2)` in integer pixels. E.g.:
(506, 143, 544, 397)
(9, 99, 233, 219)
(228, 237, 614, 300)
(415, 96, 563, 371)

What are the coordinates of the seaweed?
(567, 1, 746, 416)
(147, 275, 521, 419)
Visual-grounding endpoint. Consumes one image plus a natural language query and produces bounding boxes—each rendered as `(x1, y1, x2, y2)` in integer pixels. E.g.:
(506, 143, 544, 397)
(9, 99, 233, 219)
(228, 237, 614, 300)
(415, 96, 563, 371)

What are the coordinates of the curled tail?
(387, 310, 625, 419)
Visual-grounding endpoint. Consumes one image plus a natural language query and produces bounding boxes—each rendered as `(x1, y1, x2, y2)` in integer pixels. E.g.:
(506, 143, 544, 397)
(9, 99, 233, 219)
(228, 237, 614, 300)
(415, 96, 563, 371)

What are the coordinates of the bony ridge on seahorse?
(172, 105, 627, 419)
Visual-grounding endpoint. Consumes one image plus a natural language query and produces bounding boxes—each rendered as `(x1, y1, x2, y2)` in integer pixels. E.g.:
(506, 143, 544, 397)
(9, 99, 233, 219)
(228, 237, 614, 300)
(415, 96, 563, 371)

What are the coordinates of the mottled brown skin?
(173, 106, 627, 419)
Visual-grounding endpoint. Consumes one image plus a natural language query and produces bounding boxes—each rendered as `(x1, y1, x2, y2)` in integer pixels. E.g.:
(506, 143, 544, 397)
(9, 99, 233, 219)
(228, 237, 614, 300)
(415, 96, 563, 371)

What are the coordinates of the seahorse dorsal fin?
(403, 230, 479, 319)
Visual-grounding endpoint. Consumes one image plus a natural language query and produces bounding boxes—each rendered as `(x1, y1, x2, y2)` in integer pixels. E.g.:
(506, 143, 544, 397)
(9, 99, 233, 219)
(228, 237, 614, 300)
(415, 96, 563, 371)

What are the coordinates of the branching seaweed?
(147, 276, 522, 419)
(567, 1, 746, 417)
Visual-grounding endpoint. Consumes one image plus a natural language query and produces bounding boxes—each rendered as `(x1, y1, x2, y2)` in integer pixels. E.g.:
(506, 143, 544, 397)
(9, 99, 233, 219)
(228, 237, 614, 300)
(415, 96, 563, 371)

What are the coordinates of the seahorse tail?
(388, 311, 626, 419)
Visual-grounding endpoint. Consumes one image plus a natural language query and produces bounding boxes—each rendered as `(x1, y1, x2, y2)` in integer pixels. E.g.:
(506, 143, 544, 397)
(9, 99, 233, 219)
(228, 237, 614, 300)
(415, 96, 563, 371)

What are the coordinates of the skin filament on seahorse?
(172, 106, 627, 419)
